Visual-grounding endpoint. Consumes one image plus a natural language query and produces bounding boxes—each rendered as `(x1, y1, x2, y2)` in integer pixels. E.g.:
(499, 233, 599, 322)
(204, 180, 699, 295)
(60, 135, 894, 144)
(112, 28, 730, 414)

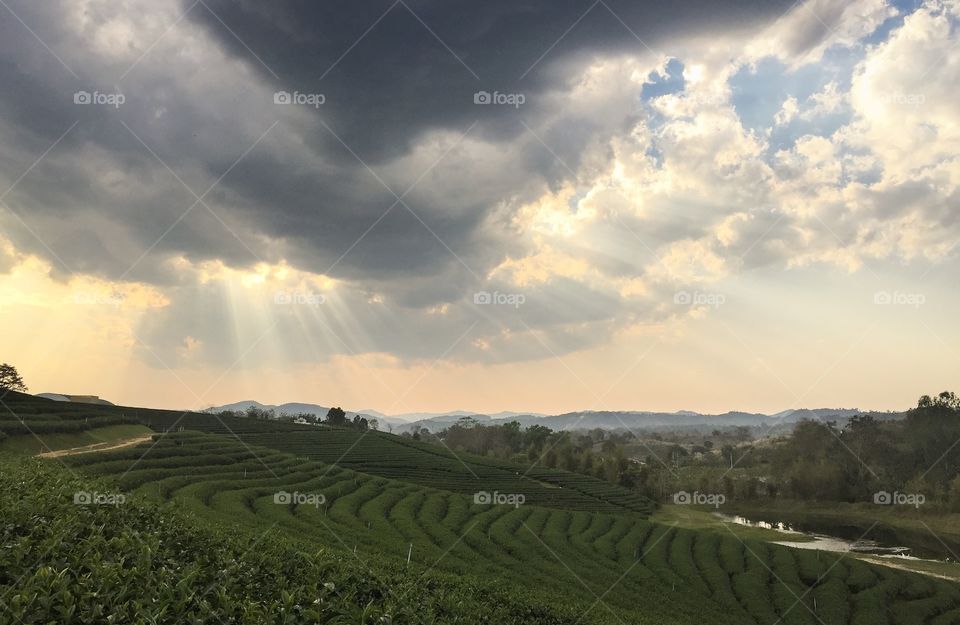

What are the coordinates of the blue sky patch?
(641, 57, 685, 101)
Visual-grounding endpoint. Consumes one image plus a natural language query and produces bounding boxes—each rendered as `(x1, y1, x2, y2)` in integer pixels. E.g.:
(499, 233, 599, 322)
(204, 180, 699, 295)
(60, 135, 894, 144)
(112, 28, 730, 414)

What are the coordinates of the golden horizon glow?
(3, 244, 957, 417)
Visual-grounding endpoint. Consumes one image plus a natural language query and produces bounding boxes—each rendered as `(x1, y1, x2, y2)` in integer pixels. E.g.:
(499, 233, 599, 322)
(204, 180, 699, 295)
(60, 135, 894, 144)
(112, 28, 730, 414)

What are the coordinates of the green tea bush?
(0, 455, 610, 625)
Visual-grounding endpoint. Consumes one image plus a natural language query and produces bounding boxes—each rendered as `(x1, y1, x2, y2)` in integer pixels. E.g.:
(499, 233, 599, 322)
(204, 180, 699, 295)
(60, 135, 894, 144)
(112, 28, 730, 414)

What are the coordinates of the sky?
(0, 0, 958, 415)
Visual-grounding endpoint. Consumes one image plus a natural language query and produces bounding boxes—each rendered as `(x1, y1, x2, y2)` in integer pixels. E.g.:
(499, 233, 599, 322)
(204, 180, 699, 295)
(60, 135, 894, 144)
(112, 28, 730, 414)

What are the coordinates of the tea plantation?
(60, 432, 960, 624)
(5, 392, 960, 623)
(0, 455, 602, 624)
(0, 391, 654, 514)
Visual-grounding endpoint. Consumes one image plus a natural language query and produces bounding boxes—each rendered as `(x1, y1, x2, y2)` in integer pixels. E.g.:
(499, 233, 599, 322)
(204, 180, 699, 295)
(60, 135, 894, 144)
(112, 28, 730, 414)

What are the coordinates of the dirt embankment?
(37, 435, 154, 458)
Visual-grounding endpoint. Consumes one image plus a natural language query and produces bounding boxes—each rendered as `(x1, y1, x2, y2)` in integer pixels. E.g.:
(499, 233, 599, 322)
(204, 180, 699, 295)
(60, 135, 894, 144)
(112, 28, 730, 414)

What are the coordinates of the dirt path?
(855, 554, 960, 582)
(37, 434, 154, 458)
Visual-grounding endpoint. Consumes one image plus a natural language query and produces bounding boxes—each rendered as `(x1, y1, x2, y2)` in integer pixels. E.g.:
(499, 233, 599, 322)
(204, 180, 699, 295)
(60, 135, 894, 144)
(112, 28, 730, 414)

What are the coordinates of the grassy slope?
(8, 393, 960, 623)
(62, 431, 960, 625)
(1, 392, 655, 516)
(0, 454, 598, 625)
(0, 423, 153, 454)
(856, 556, 960, 582)
(66, 432, 725, 625)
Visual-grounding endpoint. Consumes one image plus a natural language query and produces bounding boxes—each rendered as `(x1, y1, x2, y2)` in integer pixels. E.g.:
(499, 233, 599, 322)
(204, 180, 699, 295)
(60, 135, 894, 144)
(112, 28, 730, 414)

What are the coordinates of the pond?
(713, 512, 951, 562)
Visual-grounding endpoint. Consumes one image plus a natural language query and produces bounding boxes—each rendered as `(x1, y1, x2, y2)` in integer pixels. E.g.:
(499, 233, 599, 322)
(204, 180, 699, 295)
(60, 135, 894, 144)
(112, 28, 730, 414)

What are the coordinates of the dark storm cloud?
(0, 0, 803, 363)
(191, 0, 797, 160)
(0, 0, 794, 290)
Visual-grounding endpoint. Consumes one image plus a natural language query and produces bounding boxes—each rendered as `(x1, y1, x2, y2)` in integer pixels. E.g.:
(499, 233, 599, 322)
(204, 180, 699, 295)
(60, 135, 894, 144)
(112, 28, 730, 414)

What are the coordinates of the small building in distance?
(36, 393, 114, 406)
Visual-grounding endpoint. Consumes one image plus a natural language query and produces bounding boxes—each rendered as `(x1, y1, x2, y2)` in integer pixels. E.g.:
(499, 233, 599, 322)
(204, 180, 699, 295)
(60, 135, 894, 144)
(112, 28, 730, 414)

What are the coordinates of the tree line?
(208, 405, 377, 431)
(408, 392, 960, 506)
(406, 417, 647, 487)
(763, 391, 960, 504)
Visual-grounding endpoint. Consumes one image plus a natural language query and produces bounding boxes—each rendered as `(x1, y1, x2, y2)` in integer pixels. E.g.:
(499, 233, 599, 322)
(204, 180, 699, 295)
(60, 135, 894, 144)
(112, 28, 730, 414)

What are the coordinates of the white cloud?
(775, 96, 800, 125)
(846, 0, 960, 182)
(2, 0, 958, 371)
(747, 0, 897, 67)
(800, 81, 848, 119)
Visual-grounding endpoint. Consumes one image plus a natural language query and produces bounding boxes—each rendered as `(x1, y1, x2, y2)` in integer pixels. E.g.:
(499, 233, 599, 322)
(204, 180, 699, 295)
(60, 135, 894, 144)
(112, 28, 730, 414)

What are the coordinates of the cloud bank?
(0, 0, 957, 370)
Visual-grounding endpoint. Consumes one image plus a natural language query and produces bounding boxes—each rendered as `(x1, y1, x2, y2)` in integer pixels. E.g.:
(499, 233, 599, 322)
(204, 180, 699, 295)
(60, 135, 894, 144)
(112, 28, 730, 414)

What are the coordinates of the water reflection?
(715, 512, 927, 559)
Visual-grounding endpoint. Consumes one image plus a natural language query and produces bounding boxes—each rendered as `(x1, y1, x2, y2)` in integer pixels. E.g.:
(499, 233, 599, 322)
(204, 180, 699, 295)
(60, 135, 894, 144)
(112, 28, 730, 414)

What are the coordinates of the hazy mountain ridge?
(203, 401, 902, 434)
(37, 393, 903, 434)
(203, 400, 409, 427)
(204, 402, 547, 426)
(394, 407, 893, 433)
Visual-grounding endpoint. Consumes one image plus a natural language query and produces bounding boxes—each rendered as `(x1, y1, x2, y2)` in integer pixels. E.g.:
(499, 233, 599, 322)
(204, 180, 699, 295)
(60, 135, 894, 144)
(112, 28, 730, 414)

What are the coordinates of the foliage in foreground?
(0, 455, 595, 625)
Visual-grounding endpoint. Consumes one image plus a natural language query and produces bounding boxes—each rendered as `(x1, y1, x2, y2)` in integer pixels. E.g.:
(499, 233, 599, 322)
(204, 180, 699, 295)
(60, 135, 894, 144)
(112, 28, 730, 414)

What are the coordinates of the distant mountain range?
(202, 400, 413, 427)
(203, 400, 904, 434)
(35, 394, 904, 433)
(391, 408, 882, 434)
(360, 409, 546, 422)
(202, 400, 549, 428)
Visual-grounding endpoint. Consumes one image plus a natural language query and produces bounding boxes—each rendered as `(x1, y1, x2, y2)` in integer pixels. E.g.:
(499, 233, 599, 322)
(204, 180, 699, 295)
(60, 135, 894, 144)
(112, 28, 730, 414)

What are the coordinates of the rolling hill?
(2, 391, 957, 624)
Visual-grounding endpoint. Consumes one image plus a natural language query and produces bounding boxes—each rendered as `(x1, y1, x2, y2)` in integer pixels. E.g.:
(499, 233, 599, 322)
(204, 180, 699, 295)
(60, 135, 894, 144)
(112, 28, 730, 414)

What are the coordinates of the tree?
(916, 392, 960, 411)
(325, 406, 347, 426)
(523, 424, 552, 450)
(720, 445, 736, 469)
(245, 406, 275, 420)
(935, 391, 960, 410)
(0, 363, 27, 392)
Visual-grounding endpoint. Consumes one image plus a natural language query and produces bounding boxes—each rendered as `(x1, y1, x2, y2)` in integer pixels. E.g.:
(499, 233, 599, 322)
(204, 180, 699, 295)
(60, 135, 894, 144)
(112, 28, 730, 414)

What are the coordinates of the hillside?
(0, 391, 653, 514)
(4, 392, 960, 624)
(0, 455, 596, 624)
(62, 430, 960, 624)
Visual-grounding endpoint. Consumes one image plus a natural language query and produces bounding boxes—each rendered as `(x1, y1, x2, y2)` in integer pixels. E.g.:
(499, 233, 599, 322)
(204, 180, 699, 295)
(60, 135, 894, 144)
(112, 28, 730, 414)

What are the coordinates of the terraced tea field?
(7, 392, 960, 623)
(0, 454, 601, 625)
(1, 391, 653, 514)
(0, 390, 310, 440)
(62, 430, 960, 625)
(234, 429, 655, 513)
